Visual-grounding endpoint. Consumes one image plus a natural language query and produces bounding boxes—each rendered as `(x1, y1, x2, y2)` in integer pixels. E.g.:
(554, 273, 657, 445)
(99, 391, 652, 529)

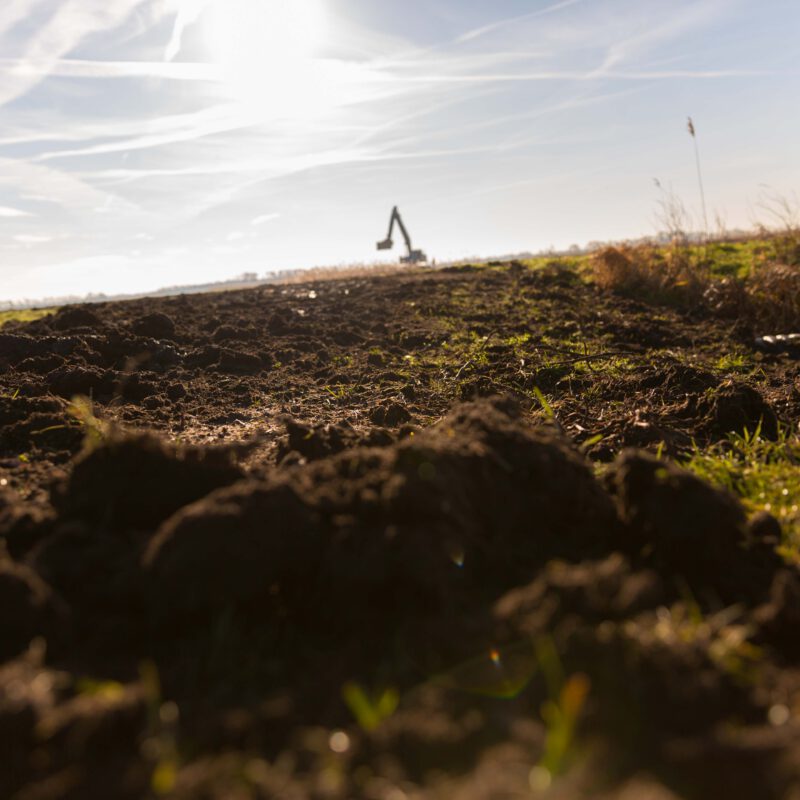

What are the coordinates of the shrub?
(591, 245, 708, 308)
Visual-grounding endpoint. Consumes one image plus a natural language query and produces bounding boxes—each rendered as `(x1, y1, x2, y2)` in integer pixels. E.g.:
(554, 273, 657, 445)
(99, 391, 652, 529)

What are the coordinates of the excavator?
(376, 206, 427, 264)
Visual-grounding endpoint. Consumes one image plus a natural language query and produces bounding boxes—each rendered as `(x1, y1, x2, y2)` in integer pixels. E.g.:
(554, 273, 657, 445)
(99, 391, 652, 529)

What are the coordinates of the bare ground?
(2, 261, 800, 799)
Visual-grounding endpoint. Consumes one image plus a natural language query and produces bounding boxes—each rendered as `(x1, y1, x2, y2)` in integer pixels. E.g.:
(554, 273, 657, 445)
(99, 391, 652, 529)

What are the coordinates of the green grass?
(641, 238, 782, 280)
(697, 241, 765, 279)
(688, 236, 798, 279)
(0, 307, 55, 327)
(471, 237, 791, 285)
(683, 427, 800, 558)
(711, 351, 756, 374)
(521, 255, 586, 271)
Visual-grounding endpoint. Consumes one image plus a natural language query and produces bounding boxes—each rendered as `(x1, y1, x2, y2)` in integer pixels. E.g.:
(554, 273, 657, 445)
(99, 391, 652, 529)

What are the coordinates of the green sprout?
(533, 637, 590, 785)
(341, 682, 399, 732)
(68, 395, 108, 449)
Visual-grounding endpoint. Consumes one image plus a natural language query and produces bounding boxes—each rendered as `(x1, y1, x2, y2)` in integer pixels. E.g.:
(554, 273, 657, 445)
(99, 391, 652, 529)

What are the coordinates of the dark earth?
(2, 261, 800, 798)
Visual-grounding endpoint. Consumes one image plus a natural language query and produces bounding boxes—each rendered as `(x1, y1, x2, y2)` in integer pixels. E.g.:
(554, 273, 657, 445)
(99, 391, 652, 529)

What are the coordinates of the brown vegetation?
(591, 245, 708, 307)
(592, 233, 800, 331)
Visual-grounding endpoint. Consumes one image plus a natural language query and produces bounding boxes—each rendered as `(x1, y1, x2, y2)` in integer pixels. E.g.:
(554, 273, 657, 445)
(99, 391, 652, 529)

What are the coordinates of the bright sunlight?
(202, 0, 329, 119)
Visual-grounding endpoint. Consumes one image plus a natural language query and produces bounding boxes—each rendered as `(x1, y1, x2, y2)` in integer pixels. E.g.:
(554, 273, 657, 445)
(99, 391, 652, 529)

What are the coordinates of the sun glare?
(203, 0, 328, 119)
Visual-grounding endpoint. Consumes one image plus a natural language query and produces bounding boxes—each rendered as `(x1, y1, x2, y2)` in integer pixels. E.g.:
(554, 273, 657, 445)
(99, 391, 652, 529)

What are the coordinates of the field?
(3, 242, 800, 799)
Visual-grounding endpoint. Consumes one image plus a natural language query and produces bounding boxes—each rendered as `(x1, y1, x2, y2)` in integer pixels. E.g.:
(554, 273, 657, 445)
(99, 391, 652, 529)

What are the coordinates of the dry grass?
(743, 262, 800, 330)
(592, 236, 800, 332)
(277, 262, 424, 285)
(591, 244, 708, 307)
(704, 231, 800, 330)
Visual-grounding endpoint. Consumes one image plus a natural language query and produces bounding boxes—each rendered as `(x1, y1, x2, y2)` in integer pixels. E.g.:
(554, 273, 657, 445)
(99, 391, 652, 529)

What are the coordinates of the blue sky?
(1, 0, 798, 303)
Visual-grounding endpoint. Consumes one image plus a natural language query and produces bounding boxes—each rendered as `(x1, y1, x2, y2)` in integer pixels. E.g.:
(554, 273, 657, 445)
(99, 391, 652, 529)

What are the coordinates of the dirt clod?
(51, 433, 244, 530)
(604, 449, 781, 604)
(49, 306, 102, 332)
(131, 312, 175, 340)
(698, 380, 778, 439)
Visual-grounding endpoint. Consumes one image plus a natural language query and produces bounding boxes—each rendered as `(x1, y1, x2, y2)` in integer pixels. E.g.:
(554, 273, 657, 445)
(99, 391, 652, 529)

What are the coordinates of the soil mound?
(45, 365, 114, 398)
(278, 419, 358, 462)
(51, 432, 244, 530)
(696, 379, 779, 439)
(145, 399, 618, 638)
(604, 450, 781, 603)
(49, 305, 102, 332)
(131, 312, 175, 340)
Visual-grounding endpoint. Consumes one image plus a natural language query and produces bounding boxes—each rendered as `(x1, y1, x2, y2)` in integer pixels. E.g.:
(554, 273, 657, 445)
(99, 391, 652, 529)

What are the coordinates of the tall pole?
(687, 116, 709, 238)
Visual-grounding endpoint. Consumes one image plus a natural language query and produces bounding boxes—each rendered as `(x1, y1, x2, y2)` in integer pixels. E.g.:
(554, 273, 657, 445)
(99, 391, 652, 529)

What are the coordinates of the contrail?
(457, 0, 586, 44)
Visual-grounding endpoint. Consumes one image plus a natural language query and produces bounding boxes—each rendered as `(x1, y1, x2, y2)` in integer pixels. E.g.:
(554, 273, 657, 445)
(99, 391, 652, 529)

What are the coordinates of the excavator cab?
(376, 206, 426, 264)
(400, 249, 426, 265)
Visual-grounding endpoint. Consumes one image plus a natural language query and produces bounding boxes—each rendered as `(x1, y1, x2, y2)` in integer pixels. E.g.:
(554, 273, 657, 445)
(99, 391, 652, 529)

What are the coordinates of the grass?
(684, 426, 800, 556)
(712, 351, 755, 374)
(699, 240, 769, 279)
(0, 307, 55, 327)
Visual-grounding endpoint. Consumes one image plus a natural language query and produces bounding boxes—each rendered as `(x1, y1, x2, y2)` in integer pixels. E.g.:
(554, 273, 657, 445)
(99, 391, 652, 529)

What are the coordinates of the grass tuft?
(684, 426, 800, 555)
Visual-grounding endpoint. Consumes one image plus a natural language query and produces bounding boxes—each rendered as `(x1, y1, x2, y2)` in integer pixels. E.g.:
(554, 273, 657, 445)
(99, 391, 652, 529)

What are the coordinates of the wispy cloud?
(33, 106, 259, 162)
(14, 233, 52, 244)
(0, 103, 247, 148)
(456, 0, 587, 43)
(590, 0, 736, 74)
(251, 213, 280, 225)
(0, 156, 144, 223)
(0, 58, 220, 82)
(378, 68, 770, 84)
(0, 205, 32, 217)
(77, 147, 375, 182)
(0, 0, 150, 108)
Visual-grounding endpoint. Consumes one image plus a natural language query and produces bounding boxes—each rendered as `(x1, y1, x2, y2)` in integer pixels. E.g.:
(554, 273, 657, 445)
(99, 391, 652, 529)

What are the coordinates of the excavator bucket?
(376, 238, 393, 251)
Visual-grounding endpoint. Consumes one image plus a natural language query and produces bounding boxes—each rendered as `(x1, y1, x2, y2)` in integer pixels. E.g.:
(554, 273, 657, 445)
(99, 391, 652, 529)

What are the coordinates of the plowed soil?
(2, 261, 800, 799)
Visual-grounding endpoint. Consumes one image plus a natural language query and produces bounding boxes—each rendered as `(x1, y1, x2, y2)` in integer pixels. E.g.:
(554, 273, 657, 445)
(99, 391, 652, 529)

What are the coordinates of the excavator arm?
(376, 206, 399, 251)
(376, 206, 427, 264)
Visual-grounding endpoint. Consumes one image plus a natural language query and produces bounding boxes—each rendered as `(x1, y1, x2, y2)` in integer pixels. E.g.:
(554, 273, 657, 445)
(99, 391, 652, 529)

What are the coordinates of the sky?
(1, 0, 799, 304)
